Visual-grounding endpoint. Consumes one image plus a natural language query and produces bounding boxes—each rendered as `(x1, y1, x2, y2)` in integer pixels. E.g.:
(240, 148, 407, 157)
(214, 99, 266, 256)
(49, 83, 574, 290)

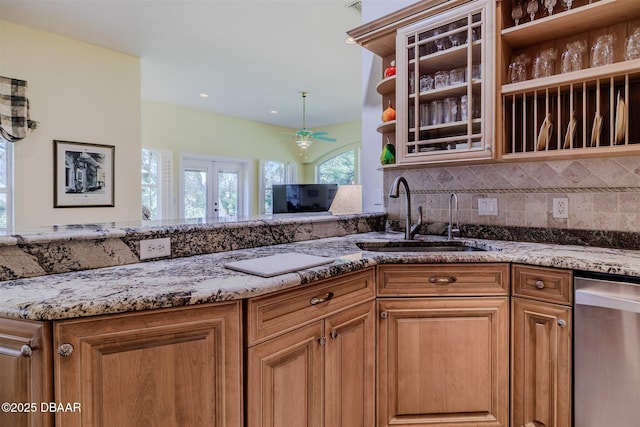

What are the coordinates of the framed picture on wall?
(53, 140, 115, 208)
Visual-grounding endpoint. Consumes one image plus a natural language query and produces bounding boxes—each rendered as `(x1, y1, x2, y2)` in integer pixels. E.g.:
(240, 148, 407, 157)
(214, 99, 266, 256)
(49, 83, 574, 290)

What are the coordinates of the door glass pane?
(218, 170, 238, 221)
(184, 169, 207, 219)
(263, 161, 286, 214)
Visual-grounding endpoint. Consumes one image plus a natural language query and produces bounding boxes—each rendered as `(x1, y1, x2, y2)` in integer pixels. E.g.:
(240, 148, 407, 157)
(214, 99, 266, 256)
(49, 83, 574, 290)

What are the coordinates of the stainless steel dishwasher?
(574, 273, 640, 427)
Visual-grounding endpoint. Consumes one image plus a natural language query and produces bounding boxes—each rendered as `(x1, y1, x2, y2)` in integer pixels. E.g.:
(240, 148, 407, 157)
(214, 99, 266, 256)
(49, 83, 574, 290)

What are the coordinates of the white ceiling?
(0, 0, 365, 130)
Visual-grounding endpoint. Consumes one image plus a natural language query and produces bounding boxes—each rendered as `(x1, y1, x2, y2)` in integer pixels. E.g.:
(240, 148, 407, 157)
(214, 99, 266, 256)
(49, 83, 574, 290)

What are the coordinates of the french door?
(180, 158, 244, 221)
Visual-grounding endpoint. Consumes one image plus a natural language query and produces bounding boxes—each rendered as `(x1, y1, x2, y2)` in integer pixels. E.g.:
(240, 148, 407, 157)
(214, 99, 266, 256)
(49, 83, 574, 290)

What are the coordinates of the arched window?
(316, 147, 359, 185)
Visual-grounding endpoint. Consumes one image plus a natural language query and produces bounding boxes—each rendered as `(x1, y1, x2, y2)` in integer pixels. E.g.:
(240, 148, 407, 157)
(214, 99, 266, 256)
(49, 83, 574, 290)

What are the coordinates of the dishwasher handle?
(575, 289, 640, 314)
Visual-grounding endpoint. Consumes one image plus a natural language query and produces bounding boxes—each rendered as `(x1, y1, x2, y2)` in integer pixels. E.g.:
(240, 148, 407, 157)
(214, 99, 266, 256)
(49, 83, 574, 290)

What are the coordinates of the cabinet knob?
(380, 311, 388, 319)
(20, 344, 33, 357)
(57, 343, 74, 357)
(429, 276, 457, 284)
(330, 331, 338, 340)
(557, 319, 567, 328)
(310, 291, 334, 306)
(535, 280, 545, 289)
(318, 337, 327, 346)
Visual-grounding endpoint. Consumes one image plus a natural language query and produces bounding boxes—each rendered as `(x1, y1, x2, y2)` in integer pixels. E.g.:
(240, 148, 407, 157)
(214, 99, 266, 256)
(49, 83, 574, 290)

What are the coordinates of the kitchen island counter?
(2, 232, 639, 321)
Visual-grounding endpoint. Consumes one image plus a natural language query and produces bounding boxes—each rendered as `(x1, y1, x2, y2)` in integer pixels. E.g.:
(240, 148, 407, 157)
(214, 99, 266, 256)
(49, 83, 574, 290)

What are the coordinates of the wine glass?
(625, 27, 640, 61)
(562, 0, 573, 10)
(526, 0, 539, 21)
(591, 34, 615, 67)
(544, 0, 556, 15)
(511, 1, 524, 25)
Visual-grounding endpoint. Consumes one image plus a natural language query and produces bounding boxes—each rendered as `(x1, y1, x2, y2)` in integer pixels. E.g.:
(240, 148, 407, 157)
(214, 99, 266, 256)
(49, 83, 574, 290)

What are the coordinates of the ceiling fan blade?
(311, 131, 329, 136)
(314, 136, 337, 142)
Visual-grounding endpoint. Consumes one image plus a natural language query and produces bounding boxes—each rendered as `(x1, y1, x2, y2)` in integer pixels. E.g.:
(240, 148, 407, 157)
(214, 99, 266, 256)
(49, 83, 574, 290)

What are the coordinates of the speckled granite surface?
(2, 231, 639, 321)
(0, 213, 387, 281)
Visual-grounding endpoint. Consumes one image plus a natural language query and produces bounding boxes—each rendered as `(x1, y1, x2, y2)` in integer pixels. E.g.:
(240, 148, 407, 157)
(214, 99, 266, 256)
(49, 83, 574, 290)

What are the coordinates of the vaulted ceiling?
(0, 0, 364, 129)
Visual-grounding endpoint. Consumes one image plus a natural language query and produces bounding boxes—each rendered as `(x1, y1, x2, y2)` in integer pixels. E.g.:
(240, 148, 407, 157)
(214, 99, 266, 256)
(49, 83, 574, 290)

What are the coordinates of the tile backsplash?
(385, 156, 640, 232)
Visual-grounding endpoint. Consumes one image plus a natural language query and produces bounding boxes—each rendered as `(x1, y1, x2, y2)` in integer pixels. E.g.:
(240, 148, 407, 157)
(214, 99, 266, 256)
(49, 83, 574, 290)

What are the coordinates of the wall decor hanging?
(53, 140, 114, 208)
(0, 76, 38, 142)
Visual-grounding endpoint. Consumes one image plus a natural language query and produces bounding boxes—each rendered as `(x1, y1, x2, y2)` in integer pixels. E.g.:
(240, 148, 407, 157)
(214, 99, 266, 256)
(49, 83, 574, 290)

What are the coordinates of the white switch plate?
(140, 237, 171, 260)
(478, 198, 498, 216)
(374, 189, 383, 206)
(553, 198, 569, 218)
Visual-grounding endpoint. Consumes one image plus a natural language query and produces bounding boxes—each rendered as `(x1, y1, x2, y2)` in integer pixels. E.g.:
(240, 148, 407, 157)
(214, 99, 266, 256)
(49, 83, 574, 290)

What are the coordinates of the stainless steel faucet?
(448, 192, 460, 240)
(389, 176, 422, 240)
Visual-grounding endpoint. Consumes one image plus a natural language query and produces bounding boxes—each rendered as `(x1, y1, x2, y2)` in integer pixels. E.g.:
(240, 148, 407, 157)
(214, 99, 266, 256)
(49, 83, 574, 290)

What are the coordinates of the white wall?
(359, 1, 415, 213)
(0, 20, 141, 228)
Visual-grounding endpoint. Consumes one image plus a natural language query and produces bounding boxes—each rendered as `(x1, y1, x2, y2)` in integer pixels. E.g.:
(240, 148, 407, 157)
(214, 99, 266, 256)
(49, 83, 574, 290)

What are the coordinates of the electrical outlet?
(553, 198, 569, 219)
(139, 238, 171, 260)
(478, 198, 498, 216)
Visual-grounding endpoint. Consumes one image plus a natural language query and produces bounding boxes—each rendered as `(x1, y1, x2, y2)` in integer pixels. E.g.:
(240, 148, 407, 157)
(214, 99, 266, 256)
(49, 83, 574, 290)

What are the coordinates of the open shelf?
(501, 0, 640, 49)
(376, 76, 396, 96)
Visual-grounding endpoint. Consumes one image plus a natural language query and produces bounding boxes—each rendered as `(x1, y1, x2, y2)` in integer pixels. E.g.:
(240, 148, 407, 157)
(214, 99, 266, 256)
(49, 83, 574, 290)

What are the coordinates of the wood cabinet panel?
(378, 263, 509, 297)
(511, 297, 571, 427)
(377, 297, 509, 427)
(246, 321, 324, 427)
(512, 264, 572, 305)
(246, 268, 375, 345)
(325, 302, 375, 427)
(0, 317, 53, 427)
(54, 302, 242, 427)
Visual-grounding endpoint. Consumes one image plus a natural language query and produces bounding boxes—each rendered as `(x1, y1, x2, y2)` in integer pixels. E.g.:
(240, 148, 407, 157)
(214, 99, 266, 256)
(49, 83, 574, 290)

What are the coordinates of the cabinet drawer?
(246, 268, 375, 345)
(377, 263, 509, 297)
(511, 264, 572, 305)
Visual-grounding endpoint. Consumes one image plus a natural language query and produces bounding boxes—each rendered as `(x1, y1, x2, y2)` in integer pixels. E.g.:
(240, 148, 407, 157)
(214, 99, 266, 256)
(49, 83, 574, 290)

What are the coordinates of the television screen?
(272, 184, 338, 213)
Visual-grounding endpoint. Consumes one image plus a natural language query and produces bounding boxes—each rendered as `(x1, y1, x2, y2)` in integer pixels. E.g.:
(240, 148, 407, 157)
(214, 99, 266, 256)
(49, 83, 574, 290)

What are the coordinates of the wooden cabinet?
(246, 268, 375, 427)
(498, 0, 640, 159)
(376, 264, 509, 427)
(53, 302, 242, 427)
(511, 264, 572, 427)
(348, 0, 495, 167)
(0, 317, 53, 427)
(395, 0, 495, 164)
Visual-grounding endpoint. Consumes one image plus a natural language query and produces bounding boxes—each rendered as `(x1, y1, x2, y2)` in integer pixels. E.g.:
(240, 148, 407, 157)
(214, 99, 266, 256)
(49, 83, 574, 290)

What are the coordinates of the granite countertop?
(2, 231, 640, 321)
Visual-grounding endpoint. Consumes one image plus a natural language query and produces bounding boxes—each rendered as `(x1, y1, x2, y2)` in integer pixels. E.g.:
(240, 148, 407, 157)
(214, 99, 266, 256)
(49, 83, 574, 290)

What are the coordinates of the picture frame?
(53, 140, 115, 208)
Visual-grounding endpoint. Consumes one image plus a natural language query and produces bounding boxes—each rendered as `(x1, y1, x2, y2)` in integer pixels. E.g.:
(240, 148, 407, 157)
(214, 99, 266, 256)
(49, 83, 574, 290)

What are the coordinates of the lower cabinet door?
(325, 301, 375, 427)
(0, 317, 53, 427)
(247, 321, 324, 427)
(54, 302, 242, 427)
(377, 297, 509, 427)
(511, 297, 571, 427)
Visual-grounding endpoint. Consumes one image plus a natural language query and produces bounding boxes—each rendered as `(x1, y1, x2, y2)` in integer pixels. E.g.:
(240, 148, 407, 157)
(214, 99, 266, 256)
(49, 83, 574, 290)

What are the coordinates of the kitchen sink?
(355, 240, 486, 252)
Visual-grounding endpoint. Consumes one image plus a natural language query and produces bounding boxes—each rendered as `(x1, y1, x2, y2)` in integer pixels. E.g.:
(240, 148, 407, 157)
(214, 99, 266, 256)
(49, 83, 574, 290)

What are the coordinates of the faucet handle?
(409, 205, 423, 239)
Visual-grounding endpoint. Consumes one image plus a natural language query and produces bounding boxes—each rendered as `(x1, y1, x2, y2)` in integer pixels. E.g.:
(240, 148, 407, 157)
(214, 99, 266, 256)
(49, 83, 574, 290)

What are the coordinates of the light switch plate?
(478, 198, 498, 216)
(140, 238, 171, 260)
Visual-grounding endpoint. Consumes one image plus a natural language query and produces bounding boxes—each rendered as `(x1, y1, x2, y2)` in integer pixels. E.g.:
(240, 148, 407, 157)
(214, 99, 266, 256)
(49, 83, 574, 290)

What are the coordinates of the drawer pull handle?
(535, 280, 545, 289)
(429, 276, 457, 284)
(310, 291, 334, 306)
(557, 319, 567, 328)
(58, 343, 74, 357)
(21, 345, 33, 358)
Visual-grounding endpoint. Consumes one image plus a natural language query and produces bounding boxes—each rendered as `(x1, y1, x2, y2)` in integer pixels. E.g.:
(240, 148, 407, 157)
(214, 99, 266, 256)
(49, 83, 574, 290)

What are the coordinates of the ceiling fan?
(294, 91, 336, 155)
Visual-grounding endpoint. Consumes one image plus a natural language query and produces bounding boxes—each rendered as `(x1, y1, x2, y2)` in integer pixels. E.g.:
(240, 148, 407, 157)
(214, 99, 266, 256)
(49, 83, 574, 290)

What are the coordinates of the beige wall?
(1, 20, 141, 228)
(1, 19, 361, 225)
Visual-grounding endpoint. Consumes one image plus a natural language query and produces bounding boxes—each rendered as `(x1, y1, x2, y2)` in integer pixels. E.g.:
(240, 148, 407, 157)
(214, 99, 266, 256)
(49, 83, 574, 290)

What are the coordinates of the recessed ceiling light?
(270, 109, 278, 114)
(199, 93, 209, 98)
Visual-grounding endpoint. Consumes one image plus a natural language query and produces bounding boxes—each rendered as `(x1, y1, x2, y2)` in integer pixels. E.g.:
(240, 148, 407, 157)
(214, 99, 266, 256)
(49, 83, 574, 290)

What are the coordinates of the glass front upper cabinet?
(396, 0, 495, 165)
